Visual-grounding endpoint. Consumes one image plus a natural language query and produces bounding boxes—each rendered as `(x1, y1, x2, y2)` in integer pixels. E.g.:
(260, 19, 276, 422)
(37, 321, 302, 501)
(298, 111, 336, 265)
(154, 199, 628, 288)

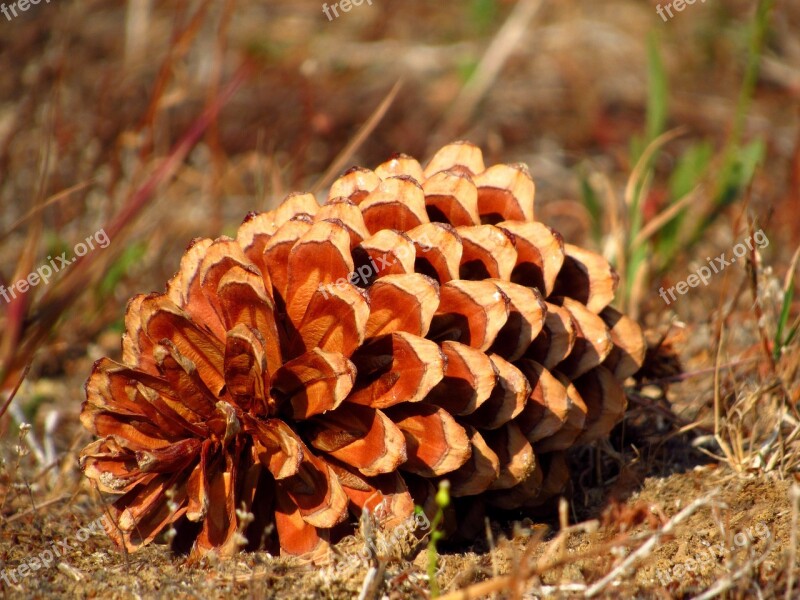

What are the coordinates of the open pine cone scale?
(79, 142, 645, 559)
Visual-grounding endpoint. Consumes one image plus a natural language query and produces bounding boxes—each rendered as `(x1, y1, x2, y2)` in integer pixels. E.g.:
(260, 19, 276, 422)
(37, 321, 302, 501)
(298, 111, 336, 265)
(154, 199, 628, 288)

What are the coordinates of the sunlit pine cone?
(79, 141, 645, 559)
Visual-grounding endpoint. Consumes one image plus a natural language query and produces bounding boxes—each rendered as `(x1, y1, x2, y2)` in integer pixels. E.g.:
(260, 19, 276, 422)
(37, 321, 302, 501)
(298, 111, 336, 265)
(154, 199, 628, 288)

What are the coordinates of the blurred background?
(1, 0, 799, 597)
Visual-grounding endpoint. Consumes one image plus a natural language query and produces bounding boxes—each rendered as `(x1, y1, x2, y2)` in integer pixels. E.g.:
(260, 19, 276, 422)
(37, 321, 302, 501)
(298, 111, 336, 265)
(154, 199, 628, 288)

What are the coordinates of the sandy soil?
(1, 1, 799, 598)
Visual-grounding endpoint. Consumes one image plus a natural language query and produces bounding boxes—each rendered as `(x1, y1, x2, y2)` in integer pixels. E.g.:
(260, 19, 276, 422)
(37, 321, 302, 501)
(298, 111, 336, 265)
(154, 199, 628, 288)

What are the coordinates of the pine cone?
(79, 142, 645, 559)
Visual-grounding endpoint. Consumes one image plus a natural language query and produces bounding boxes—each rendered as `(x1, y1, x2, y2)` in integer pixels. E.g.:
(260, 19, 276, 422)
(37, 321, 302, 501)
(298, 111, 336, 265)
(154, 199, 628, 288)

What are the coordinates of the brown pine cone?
(79, 142, 645, 559)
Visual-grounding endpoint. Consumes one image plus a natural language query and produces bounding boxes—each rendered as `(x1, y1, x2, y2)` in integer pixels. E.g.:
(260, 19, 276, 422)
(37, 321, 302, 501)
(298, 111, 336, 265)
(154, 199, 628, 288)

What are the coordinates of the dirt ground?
(1, 1, 800, 598)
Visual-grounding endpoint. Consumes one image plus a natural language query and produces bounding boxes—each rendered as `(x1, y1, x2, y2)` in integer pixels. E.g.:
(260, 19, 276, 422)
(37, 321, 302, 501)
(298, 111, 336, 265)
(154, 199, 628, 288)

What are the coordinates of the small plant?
(773, 246, 800, 361)
(97, 241, 147, 301)
(469, 0, 498, 34)
(427, 480, 450, 598)
(579, 0, 774, 316)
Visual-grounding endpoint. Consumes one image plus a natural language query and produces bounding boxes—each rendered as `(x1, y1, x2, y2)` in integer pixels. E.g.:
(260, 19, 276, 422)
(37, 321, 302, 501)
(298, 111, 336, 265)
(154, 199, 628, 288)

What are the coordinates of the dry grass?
(1, 0, 800, 598)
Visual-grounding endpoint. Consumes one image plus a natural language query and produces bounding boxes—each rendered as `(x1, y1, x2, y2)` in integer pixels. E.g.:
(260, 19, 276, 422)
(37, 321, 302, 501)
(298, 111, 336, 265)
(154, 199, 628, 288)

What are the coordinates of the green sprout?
(427, 480, 450, 598)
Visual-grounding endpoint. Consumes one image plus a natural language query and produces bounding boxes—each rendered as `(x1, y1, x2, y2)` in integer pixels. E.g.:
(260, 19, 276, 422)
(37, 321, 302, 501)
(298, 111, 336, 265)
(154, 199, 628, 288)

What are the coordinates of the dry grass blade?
(124, 0, 153, 65)
(689, 541, 774, 600)
(438, 576, 512, 600)
(430, 0, 544, 150)
(631, 184, 704, 249)
(0, 64, 248, 396)
(438, 492, 725, 599)
(0, 101, 50, 392)
(3, 494, 70, 524)
(711, 327, 740, 470)
(584, 491, 725, 597)
(631, 356, 761, 388)
(311, 80, 403, 194)
(0, 180, 96, 239)
(780, 245, 800, 348)
(139, 0, 213, 140)
(618, 126, 684, 316)
(785, 244, 800, 292)
(0, 364, 30, 423)
(623, 127, 687, 209)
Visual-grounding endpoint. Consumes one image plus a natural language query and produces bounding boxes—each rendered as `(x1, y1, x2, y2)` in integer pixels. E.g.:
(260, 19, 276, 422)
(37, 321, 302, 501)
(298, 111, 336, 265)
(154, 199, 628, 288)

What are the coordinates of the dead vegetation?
(1, 0, 799, 598)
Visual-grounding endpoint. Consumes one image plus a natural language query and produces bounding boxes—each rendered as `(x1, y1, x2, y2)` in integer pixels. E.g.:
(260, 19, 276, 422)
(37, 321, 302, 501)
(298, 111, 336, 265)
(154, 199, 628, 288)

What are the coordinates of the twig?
(631, 184, 703, 249)
(3, 494, 71, 524)
(8, 403, 45, 465)
(690, 541, 774, 600)
(484, 517, 498, 600)
(0, 362, 30, 423)
(0, 179, 96, 239)
(585, 491, 725, 597)
(631, 356, 761, 388)
(438, 576, 512, 600)
(430, 0, 544, 150)
(535, 499, 597, 574)
(124, 0, 153, 66)
(626, 391, 713, 434)
(311, 80, 402, 195)
(358, 566, 384, 600)
(94, 482, 130, 574)
(712, 326, 738, 469)
(57, 562, 85, 582)
(624, 128, 687, 210)
(356, 504, 386, 600)
(439, 521, 627, 600)
(527, 583, 588, 595)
